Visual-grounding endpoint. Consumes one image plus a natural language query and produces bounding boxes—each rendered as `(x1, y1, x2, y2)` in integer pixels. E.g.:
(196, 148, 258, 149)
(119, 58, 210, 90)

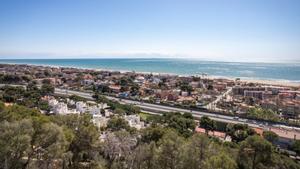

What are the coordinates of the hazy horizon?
(0, 55, 300, 65)
(1, 56, 300, 64)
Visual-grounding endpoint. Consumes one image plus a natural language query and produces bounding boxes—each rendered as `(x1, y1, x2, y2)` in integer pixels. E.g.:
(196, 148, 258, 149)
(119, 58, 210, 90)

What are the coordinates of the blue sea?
(0, 58, 300, 82)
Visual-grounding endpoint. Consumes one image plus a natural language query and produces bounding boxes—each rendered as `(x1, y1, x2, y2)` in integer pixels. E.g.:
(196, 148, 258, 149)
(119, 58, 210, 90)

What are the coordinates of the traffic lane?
(55, 88, 266, 126)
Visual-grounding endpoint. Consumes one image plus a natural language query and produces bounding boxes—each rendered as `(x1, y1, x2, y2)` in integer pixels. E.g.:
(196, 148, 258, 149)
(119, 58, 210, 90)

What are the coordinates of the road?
(205, 87, 232, 111)
(55, 88, 300, 140)
(0, 84, 299, 139)
(54, 88, 268, 128)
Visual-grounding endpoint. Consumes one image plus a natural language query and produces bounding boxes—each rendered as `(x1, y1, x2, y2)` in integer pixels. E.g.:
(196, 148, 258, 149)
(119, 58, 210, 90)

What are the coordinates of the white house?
(76, 101, 87, 113)
(48, 99, 58, 107)
(92, 115, 109, 128)
(124, 115, 145, 130)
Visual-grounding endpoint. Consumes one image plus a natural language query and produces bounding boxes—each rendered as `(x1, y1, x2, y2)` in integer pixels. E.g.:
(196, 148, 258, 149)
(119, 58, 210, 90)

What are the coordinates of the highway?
(0, 84, 294, 129)
(55, 88, 265, 127)
(55, 88, 300, 140)
(0, 83, 299, 139)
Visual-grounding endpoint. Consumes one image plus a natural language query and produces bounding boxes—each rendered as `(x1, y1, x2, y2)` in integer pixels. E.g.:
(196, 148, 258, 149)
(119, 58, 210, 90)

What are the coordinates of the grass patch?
(139, 112, 155, 121)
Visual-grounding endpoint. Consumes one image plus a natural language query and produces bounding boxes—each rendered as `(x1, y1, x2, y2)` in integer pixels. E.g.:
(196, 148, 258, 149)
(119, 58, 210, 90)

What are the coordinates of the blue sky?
(0, 0, 299, 62)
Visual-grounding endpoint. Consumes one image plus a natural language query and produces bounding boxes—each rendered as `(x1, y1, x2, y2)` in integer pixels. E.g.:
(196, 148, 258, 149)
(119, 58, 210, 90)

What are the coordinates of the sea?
(0, 58, 300, 82)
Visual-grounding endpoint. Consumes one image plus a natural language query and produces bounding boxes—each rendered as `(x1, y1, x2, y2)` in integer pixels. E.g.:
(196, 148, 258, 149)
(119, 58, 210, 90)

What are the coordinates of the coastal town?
(1, 63, 299, 121)
(1, 63, 300, 168)
(2, 0, 300, 168)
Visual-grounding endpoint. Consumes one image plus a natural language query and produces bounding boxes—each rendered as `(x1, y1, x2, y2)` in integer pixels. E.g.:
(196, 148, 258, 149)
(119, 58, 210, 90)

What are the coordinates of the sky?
(0, 0, 299, 62)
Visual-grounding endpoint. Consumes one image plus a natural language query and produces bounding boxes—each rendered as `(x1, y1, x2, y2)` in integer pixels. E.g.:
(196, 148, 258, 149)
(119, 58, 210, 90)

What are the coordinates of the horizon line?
(0, 56, 300, 64)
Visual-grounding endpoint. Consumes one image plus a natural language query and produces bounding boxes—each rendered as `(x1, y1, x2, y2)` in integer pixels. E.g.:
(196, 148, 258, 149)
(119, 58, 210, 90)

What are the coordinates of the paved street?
(54, 88, 300, 140)
(54, 88, 300, 132)
(205, 87, 232, 111)
(0, 84, 299, 140)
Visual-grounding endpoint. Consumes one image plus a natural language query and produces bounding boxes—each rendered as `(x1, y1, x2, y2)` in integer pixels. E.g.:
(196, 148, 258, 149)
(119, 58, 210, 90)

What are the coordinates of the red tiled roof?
(195, 127, 226, 138)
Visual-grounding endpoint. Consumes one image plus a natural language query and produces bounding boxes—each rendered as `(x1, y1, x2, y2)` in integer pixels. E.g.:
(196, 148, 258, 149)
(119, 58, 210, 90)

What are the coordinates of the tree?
(226, 123, 256, 142)
(247, 107, 280, 122)
(0, 120, 33, 169)
(204, 153, 237, 169)
(94, 94, 109, 103)
(40, 84, 55, 96)
(207, 84, 213, 90)
(156, 130, 184, 169)
(130, 84, 140, 96)
(292, 140, 300, 155)
(68, 118, 99, 166)
(271, 153, 300, 169)
(127, 105, 141, 115)
(130, 142, 157, 169)
(180, 134, 211, 169)
(163, 112, 195, 137)
(238, 135, 273, 169)
(42, 78, 52, 84)
(0, 101, 5, 112)
(262, 131, 278, 144)
(25, 123, 68, 168)
(27, 82, 39, 91)
(100, 85, 111, 93)
(180, 83, 193, 95)
(51, 114, 100, 167)
(0, 104, 43, 122)
(141, 126, 166, 143)
(38, 100, 50, 111)
(100, 109, 106, 116)
(107, 117, 131, 132)
(183, 112, 193, 119)
(200, 116, 216, 135)
(120, 86, 129, 92)
(0, 74, 23, 84)
(69, 95, 87, 102)
(1, 86, 25, 103)
(102, 131, 137, 168)
(113, 108, 126, 115)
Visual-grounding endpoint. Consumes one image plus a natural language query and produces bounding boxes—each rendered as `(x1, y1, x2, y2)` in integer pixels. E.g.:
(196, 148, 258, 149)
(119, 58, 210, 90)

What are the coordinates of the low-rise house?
(167, 93, 179, 101)
(151, 77, 161, 84)
(48, 99, 59, 107)
(51, 102, 79, 115)
(67, 98, 76, 106)
(279, 91, 297, 100)
(89, 105, 101, 115)
(189, 81, 200, 88)
(124, 115, 145, 130)
(81, 79, 94, 86)
(195, 127, 231, 141)
(134, 76, 145, 85)
(181, 91, 189, 97)
(92, 115, 109, 128)
(83, 74, 93, 80)
(109, 85, 121, 93)
(177, 96, 195, 104)
(76, 101, 87, 113)
(212, 82, 227, 91)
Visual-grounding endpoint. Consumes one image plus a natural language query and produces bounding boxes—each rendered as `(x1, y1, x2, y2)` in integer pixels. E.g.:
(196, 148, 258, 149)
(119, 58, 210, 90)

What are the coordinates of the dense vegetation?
(0, 73, 32, 84)
(0, 84, 53, 111)
(246, 107, 281, 122)
(0, 101, 300, 169)
(0, 85, 299, 169)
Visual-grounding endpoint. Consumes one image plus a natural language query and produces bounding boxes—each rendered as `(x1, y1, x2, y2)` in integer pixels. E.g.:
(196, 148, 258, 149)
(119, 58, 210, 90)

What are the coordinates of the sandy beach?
(1, 62, 300, 88)
(239, 79, 300, 87)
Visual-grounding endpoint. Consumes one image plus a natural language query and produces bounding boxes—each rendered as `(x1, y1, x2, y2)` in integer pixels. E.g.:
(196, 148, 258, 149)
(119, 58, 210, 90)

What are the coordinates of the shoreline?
(0, 62, 299, 87)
